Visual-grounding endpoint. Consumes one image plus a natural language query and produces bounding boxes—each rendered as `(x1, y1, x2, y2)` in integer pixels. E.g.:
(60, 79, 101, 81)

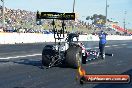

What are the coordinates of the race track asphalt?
(0, 40, 132, 88)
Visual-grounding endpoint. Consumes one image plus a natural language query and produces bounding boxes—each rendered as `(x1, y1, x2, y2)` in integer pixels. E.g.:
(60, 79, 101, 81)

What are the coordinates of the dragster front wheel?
(42, 45, 57, 66)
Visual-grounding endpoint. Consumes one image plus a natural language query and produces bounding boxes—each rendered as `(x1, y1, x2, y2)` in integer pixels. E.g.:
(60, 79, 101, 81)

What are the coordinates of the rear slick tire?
(66, 46, 82, 69)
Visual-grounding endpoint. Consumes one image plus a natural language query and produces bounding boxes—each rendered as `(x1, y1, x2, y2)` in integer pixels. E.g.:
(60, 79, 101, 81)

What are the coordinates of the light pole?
(73, 0, 75, 13)
(1, 0, 5, 29)
(72, 0, 76, 32)
(123, 11, 127, 30)
(105, 0, 109, 29)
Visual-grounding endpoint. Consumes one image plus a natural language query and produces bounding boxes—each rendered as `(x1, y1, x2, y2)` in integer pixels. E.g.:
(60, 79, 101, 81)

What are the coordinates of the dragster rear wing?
(36, 11, 75, 44)
(36, 11, 75, 20)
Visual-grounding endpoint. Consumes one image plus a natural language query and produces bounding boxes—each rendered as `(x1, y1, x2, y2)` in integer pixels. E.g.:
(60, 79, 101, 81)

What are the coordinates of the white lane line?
(112, 45, 118, 47)
(0, 53, 41, 60)
(86, 48, 92, 50)
(114, 47, 122, 49)
(105, 45, 110, 47)
(94, 45, 110, 48)
(94, 47, 99, 49)
(121, 44, 127, 45)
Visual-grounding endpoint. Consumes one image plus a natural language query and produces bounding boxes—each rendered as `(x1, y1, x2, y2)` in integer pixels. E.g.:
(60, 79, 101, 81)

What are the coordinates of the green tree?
(86, 14, 106, 25)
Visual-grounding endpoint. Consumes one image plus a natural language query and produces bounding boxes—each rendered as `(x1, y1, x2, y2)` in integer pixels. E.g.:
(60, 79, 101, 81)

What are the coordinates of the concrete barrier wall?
(0, 33, 132, 44)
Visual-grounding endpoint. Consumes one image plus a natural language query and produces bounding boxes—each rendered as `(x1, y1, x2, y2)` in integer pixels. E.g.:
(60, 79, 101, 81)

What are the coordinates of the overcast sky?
(1, 0, 132, 29)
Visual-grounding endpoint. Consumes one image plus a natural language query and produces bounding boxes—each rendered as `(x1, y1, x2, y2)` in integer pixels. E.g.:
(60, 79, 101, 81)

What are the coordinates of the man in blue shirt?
(99, 30, 107, 59)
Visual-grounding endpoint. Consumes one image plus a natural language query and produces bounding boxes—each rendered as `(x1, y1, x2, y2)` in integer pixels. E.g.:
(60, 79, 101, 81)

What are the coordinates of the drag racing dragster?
(36, 11, 110, 69)
(36, 12, 83, 68)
